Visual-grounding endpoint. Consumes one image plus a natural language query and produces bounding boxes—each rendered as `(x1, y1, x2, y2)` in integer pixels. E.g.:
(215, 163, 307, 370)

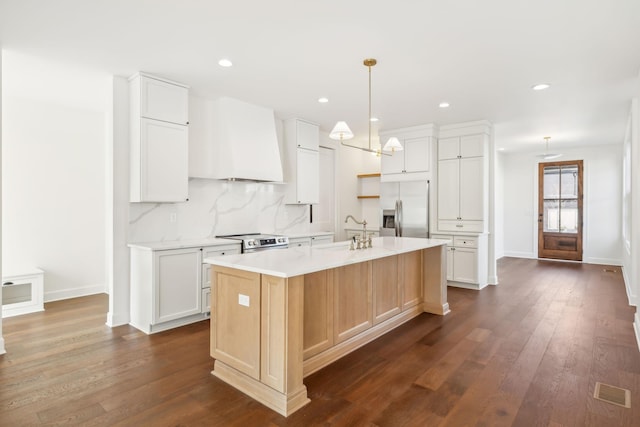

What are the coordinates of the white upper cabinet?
(130, 73, 190, 202)
(438, 134, 485, 160)
(435, 122, 490, 233)
(139, 75, 189, 125)
(379, 124, 435, 182)
(283, 118, 320, 204)
(294, 119, 320, 151)
(135, 118, 189, 202)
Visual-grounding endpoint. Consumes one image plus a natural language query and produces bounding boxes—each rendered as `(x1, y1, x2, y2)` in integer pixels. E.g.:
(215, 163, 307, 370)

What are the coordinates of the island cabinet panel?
(260, 275, 305, 396)
(372, 256, 401, 325)
(333, 262, 372, 344)
(400, 251, 423, 310)
(210, 267, 261, 380)
(303, 271, 334, 359)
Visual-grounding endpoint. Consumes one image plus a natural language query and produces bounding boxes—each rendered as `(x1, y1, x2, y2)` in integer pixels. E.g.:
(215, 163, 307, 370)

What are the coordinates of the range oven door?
(243, 245, 289, 253)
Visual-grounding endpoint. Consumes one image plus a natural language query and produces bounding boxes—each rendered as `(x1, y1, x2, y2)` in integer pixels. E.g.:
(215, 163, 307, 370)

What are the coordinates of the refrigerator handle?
(395, 200, 400, 237)
(398, 200, 403, 237)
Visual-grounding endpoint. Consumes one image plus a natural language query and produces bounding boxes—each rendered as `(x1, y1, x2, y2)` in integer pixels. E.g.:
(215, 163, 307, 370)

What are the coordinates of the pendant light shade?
(383, 137, 403, 152)
(329, 121, 354, 140)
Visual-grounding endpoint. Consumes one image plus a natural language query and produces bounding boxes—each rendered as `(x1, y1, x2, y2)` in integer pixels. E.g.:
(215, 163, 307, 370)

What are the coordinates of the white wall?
(105, 76, 130, 327)
(494, 151, 505, 259)
(502, 144, 623, 265)
(1, 51, 109, 301)
(628, 70, 640, 347)
(335, 135, 381, 241)
(1, 47, 5, 354)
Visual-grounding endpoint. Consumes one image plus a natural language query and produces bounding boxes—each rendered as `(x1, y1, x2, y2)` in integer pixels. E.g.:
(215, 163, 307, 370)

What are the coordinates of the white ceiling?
(1, 0, 639, 153)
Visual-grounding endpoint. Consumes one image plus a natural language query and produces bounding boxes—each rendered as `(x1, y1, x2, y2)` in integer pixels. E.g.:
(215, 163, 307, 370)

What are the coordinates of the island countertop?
(203, 236, 449, 278)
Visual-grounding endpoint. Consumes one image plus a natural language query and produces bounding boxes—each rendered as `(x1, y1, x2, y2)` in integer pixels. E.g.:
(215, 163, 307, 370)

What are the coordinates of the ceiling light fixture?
(318, 97, 329, 103)
(439, 102, 450, 108)
(532, 83, 550, 91)
(218, 59, 233, 67)
(329, 58, 397, 157)
(370, 117, 379, 122)
(536, 136, 562, 160)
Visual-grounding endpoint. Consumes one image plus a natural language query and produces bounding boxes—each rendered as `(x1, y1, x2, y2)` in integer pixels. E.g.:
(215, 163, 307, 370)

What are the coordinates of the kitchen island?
(204, 236, 449, 416)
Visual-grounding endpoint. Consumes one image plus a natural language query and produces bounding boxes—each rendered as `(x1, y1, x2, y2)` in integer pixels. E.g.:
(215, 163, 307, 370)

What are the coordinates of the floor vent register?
(593, 382, 630, 408)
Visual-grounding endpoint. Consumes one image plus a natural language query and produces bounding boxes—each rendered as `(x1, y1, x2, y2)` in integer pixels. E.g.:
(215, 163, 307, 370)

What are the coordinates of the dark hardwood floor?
(1, 257, 639, 426)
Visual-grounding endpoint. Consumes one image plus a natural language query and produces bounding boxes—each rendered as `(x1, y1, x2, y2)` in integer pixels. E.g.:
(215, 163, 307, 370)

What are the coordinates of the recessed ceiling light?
(439, 102, 450, 108)
(318, 97, 329, 103)
(498, 147, 505, 151)
(370, 117, 379, 122)
(532, 83, 550, 91)
(218, 59, 233, 67)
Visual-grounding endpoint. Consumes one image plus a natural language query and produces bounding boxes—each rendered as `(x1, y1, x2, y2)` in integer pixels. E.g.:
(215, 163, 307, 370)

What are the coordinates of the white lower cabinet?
(129, 242, 240, 334)
(155, 249, 201, 324)
(288, 234, 334, 247)
(432, 233, 488, 290)
(311, 235, 334, 246)
(201, 244, 241, 314)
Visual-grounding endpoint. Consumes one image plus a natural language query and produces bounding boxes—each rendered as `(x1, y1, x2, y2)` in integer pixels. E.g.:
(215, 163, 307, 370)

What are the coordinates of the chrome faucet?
(344, 215, 371, 249)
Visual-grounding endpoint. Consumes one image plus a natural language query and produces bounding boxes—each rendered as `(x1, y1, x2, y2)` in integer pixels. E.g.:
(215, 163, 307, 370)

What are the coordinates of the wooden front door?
(538, 160, 583, 261)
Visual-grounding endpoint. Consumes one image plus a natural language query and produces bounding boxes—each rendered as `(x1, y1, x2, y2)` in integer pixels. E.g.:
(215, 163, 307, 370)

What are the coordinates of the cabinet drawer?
(438, 220, 484, 233)
(431, 234, 453, 245)
(203, 245, 241, 258)
(202, 287, 211, 314)
(289, 237, 311, 247)
(453, 236, 478, 248)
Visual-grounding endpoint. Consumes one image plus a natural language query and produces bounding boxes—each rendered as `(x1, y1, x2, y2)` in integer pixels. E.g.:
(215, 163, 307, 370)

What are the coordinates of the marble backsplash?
(129, 178, 310, 243)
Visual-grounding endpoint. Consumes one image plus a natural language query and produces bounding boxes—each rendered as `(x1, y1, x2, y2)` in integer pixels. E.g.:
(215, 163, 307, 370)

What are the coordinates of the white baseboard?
(0, 336, 5, 355)
(583, 257, 622, 266)
(503, 251, 536, 259)
(488, 275, 499, 285)
(106, 311, 130, 327)
(44, 284, 105, 303)
(447, 281, 488, 291)
(622, 265, 637, 307)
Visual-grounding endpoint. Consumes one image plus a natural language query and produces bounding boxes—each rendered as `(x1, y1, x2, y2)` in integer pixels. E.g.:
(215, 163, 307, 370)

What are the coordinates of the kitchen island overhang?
(204, 236, 450, 416)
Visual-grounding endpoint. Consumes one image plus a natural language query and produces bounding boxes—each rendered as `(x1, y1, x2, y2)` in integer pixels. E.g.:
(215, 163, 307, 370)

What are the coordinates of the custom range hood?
(209, 97, 283, 182)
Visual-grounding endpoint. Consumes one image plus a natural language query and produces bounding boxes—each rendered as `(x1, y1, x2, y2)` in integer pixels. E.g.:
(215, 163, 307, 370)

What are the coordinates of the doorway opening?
(538, 160, 583, 261)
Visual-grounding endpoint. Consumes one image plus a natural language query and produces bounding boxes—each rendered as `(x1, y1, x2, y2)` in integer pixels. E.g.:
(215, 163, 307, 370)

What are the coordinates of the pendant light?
(537, 136, 562, 160)
(329, 58, 398, 156)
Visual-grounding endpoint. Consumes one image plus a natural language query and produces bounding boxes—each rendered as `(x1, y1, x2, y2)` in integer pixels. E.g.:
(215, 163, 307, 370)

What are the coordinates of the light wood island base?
(209, 243, 448, 417)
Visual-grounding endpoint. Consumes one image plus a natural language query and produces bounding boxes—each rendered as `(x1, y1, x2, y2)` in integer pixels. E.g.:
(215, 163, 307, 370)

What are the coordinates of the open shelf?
(357, 173, 381, 199)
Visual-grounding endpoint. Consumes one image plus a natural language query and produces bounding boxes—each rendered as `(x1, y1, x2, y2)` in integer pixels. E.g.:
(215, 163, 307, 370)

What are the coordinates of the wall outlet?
(238, 294, 250, 307)
(169, 213, 177, 223)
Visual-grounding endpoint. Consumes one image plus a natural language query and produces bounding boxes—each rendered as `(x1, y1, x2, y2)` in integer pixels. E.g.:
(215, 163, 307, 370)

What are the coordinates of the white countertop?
(128, 238, 240, 251)
(204, 236, 448, 278)
(128, 232, 335, 251)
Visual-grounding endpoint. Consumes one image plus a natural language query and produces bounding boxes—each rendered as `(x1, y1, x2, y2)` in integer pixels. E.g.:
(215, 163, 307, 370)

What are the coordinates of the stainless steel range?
(217, 233, 289, 253)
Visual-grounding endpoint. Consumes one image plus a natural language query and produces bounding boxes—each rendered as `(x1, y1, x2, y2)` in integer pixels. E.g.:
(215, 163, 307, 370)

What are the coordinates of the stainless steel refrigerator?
(379, 180, 429, 238)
